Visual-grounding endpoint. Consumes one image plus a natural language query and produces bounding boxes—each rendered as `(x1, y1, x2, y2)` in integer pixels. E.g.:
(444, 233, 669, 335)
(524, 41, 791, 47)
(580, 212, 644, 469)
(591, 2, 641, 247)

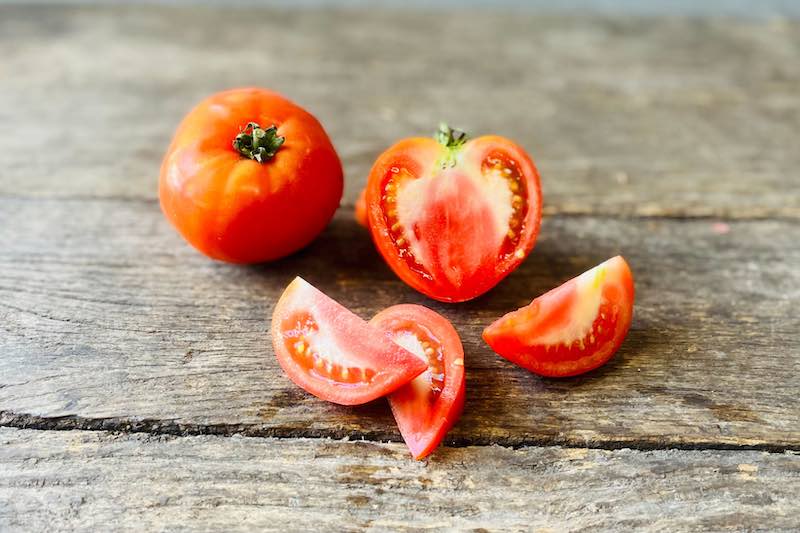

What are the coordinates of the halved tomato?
(365, 124, 542, 303)
(483, 256, 635, 377)
(271, 277, 427, 405)
(369, 304, 465, 459)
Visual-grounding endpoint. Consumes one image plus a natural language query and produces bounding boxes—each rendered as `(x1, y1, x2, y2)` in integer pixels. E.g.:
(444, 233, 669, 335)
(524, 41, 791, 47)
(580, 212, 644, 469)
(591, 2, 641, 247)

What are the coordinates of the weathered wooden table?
(1, 5, 799, 531)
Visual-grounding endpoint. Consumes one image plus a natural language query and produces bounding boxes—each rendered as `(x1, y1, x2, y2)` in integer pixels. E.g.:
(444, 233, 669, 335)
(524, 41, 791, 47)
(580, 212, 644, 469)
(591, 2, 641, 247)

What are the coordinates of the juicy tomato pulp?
(369, 305, 465, 459)
(160, 87, 342, 263)
(365, 126, 542, 302)
(483, 256, 635, 377)
(271, 278, 427, 405)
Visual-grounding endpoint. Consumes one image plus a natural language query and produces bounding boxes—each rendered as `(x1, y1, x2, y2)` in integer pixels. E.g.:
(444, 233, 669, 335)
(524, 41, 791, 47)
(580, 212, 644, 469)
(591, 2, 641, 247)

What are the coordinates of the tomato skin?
(369, 305, 465, 459)
(160, 87, 343, 264)
(271, 277, 427, 406)
(365, 134, 542, 303)
(355, 187, 368, 228)
(483, 256, 635, 377)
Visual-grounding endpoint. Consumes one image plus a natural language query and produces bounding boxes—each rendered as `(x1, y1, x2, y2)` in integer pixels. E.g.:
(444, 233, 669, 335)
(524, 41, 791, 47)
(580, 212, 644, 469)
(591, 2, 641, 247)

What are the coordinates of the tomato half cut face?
(366, 126, 542, 303)
(271, 277, 427, 405)
(369, 304, 465, 459)
(483, 256, 635, 377)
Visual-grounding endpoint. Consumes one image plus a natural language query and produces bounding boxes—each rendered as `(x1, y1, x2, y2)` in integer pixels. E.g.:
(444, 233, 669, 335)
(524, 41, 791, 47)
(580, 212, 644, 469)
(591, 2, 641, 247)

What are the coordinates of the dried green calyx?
(435, 122, 469, 168)
(233, 122, 285, 163)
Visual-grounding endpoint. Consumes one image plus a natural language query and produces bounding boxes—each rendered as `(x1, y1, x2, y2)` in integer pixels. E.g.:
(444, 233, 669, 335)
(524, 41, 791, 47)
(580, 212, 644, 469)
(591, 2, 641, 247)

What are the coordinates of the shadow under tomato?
(458, 226, 611, 314)
(248, 209, 663, 450)
(244, 210, 390, 281)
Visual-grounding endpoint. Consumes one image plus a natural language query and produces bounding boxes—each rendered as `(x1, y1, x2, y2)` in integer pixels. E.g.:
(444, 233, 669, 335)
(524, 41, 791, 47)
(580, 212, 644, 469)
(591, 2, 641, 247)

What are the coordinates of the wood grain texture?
(1, 5, 799, 531)
(2, 428, 799, 532)
(1, 6, 798, 217)
(2, 197, 798, 449)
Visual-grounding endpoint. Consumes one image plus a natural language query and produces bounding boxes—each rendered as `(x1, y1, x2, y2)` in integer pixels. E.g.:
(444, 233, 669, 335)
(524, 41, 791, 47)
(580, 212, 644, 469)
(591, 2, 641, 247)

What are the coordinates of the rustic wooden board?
(2, 428, 799, 532)
(0, 6, 798, 217)
(2, 197, 798, 449)
(2, 5, 800, 530)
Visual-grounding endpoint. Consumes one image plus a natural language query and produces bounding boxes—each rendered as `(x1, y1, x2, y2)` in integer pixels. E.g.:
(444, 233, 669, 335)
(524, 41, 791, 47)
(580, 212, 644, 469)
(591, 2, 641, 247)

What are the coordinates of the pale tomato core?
(502, 260, 616, 347)
(281, 310, 377, 385)
(380, 152, 529, 289)
(380, 318, 445, 400)
(484, 256, 634, 377)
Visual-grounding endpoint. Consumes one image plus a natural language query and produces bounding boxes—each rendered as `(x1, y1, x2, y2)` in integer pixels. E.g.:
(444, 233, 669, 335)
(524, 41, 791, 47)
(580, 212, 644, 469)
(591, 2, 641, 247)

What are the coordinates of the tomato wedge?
(271, 277, 427, 405)
(365, 124, 542, 303)
(483, 256, 635, 377)
(369, 305, 465, 459)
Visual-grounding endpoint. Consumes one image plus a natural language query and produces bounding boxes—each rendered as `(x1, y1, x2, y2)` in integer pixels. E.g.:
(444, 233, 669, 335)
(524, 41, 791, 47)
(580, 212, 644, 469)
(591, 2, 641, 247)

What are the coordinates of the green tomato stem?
(233, 122, 285, 163)
(434, 123, 469, 169)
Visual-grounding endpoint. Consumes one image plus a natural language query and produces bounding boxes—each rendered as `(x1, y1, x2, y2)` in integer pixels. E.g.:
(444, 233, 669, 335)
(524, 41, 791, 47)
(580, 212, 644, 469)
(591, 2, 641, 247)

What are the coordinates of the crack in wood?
(1, 411, 795, 454)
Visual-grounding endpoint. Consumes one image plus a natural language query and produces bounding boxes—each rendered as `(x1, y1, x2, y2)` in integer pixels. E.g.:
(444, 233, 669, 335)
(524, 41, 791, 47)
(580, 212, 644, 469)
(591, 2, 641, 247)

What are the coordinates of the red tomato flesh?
(369, 305, 465, 459)
(366, 128, 542, 302)
(483, 256, 635, 377)
(271, 277, 427, 405)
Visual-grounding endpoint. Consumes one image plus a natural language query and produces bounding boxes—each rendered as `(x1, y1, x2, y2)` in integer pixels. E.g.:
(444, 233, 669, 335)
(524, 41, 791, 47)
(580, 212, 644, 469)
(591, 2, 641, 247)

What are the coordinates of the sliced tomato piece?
(369, 304, 465, 459)
(365, 124, 542, 303)
(483, 256, 635, 377)
(271, 277, 427, 405)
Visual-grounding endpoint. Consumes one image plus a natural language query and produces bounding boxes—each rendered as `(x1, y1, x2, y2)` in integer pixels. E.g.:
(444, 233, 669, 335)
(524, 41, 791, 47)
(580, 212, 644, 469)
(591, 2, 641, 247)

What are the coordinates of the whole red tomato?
(365, 124, 542, 302)
(160, 87, 343, 263)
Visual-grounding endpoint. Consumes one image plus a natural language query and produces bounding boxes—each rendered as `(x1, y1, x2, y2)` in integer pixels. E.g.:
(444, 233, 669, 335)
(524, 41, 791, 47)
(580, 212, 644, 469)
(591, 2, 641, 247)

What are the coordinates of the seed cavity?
(483, 154, 528, 257)
(282, 313, 375, 384)
(390, 320, 447, 398)
(380, 170, 432, 280)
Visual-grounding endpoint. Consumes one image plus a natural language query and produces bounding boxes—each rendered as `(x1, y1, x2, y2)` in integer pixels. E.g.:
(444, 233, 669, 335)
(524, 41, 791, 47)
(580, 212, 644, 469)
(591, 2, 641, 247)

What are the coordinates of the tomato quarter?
(271, 277, 427, 405)
(365, 124, 542, 302)
(160, 87, 343, 263)
(483, 256, 635, 377)
(369, 304, 465, 459)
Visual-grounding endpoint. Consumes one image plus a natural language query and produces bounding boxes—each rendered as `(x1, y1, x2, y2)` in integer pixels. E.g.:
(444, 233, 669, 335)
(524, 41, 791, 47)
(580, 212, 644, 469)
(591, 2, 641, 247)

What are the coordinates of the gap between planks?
(1, 411, 796, 455)
(1, 194, 798, 221)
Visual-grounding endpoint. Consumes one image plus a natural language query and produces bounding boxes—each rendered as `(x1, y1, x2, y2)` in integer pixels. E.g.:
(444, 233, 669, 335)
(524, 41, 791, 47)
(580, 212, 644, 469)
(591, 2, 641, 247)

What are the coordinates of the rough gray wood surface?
(2, 199, 799, 449)
(1, 4, 799, 531)
(2, 428, 799, 532)
(1, 6, 798, 217)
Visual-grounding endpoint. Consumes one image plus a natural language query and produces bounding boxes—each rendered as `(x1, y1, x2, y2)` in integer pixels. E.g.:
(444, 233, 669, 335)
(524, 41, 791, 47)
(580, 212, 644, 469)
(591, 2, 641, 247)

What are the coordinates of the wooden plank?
(1, 197, 798, 449)
(1, 6, 798, 217)
(1, 428, 799, 532)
